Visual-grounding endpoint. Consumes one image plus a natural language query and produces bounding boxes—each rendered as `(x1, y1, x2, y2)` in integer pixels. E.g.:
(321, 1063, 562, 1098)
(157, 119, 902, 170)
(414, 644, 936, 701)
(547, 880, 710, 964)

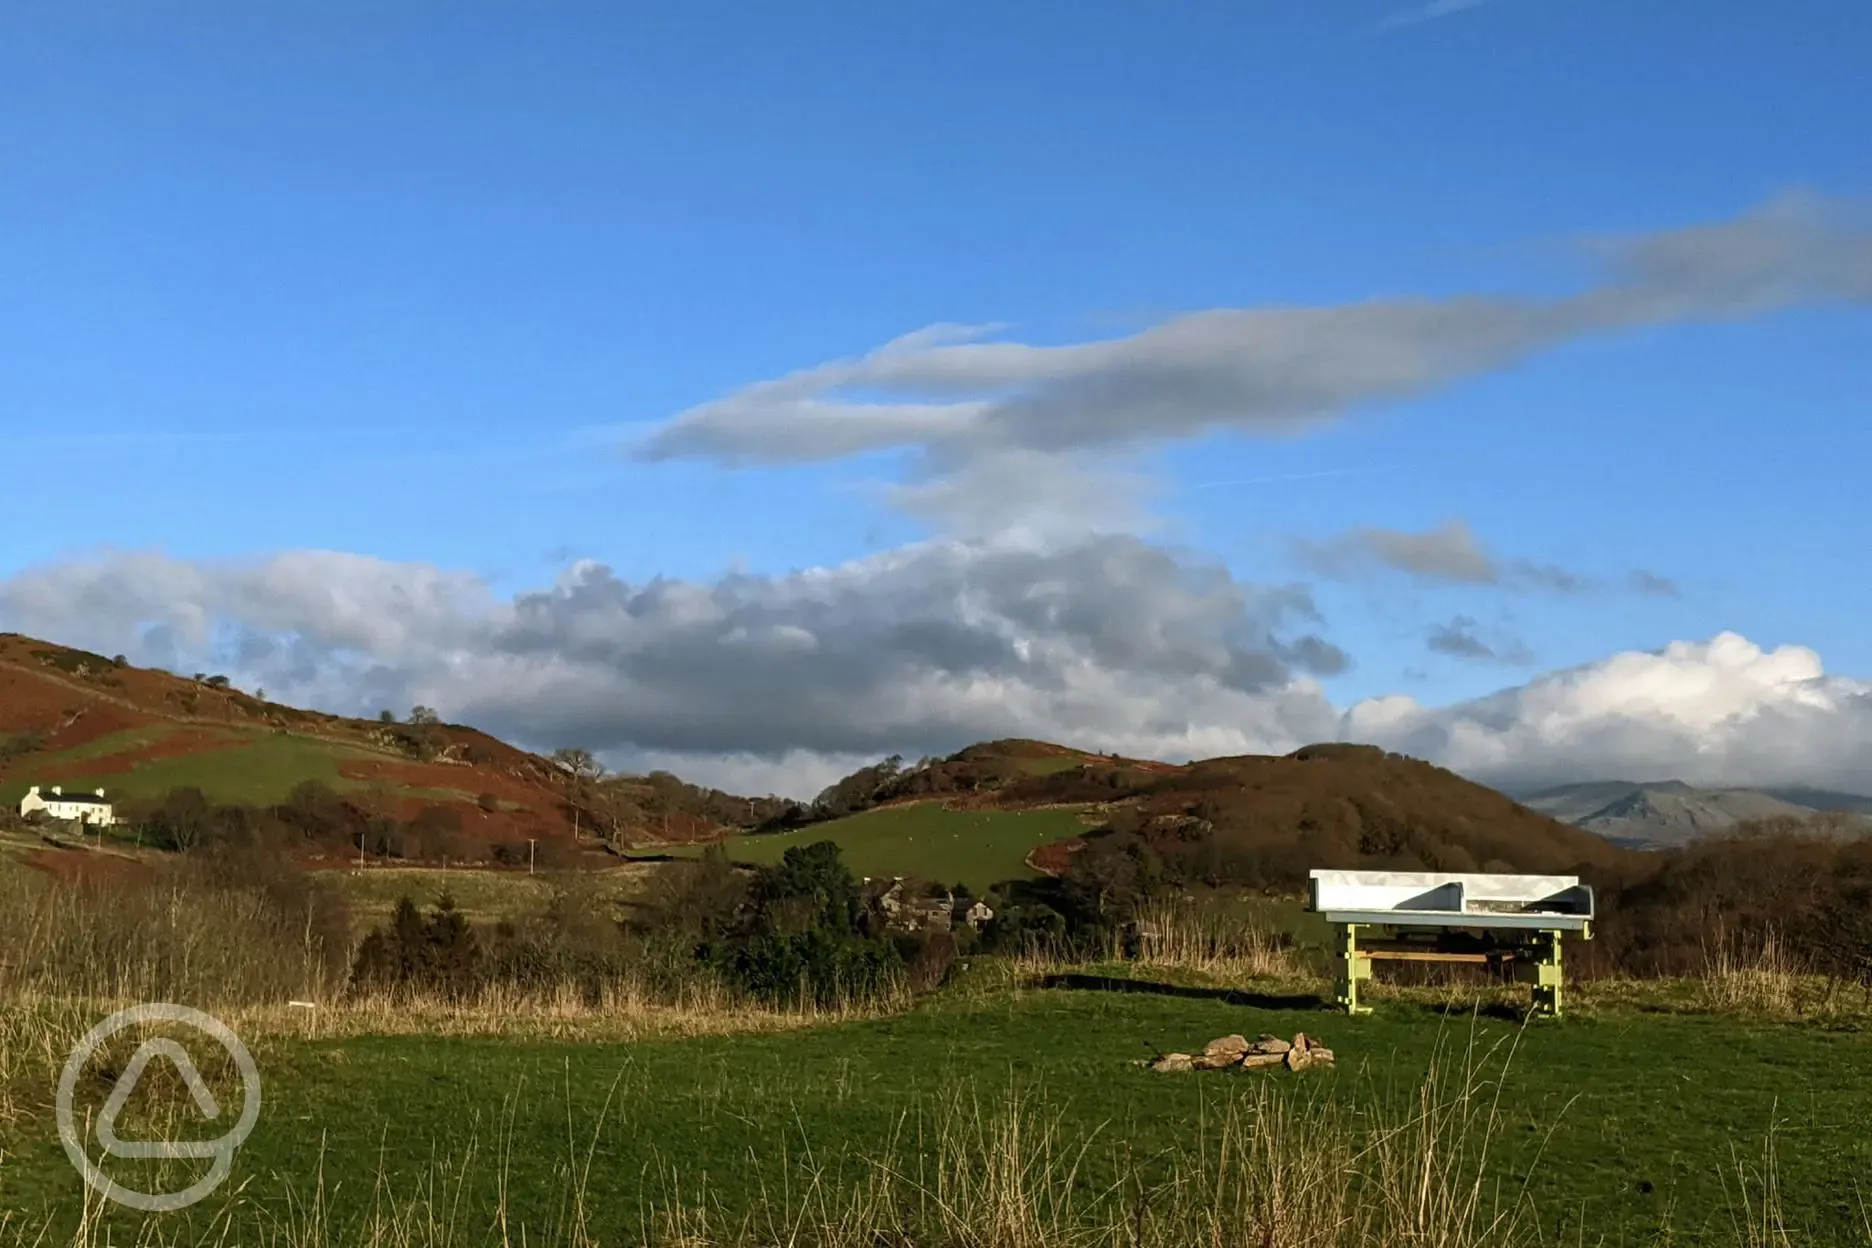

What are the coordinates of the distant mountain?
(1757, 787, 1872, 815)
(1518, 779, 1872, 848)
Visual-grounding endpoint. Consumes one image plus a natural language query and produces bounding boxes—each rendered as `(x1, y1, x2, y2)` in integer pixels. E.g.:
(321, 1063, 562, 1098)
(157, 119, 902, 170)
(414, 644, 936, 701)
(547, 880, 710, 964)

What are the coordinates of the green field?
(328, 863, 650, 925)
(648, 802, 1092, 890)
(1, 731, 420, 808)
(1014, 753, 1094, 777)
(6, 983, 1869, 1244)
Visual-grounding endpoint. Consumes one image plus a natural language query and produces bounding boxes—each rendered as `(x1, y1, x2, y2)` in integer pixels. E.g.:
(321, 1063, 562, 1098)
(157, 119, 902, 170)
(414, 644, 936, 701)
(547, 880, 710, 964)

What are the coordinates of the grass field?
(0, 731, 392, 808)
(327, 862, 652, 925)
(641, 802, 1092, 891)
(1014, 754, 1093, 777)
(5, 979, 1869, 1245)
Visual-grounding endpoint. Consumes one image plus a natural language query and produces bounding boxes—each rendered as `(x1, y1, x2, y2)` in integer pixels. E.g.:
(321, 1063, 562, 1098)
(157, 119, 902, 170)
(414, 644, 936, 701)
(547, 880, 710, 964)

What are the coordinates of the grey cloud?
(1293, 519, 1668, 598)
(1426, 617, 1495, 660)
(1507, 560, 1587, 594)
(1425, 616, 1534, 665)
(1626, 570, 1682, 598)
(480, 538, 1344, 758)
(636, 194, 1872, 470)
(881, 449, 1163, 541)
(0, 542, 1345, 792)
(1294, 519, 1495, 584)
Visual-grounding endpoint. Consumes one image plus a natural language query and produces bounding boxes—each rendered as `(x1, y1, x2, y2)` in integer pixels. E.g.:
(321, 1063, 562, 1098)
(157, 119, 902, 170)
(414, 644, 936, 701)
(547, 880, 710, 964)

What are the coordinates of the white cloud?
(4, 550, 1866, 798)
(1372, 0, 1501, 33)
(1346, 632, 1872, 793)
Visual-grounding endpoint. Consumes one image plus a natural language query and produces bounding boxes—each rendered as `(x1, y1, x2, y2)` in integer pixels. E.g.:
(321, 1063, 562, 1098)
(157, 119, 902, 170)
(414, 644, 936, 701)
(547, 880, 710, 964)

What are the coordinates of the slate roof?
(31, 788, 108, 806)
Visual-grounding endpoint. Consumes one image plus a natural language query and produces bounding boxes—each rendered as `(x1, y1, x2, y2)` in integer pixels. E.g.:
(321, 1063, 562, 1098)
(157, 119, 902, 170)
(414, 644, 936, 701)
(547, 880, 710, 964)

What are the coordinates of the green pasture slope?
(7, 984, 1870, 1245)
(330, 863, 651, 925)
(647, 802, 1091, 890)
(0, 726, 466, 809)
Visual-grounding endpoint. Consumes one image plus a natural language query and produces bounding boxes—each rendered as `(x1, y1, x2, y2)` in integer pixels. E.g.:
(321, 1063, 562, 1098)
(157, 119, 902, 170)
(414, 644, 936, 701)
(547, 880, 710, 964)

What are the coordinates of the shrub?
(904, 930, 959, 992)
(716, 927, 903, 1007)
(350, 893, 483, 1000)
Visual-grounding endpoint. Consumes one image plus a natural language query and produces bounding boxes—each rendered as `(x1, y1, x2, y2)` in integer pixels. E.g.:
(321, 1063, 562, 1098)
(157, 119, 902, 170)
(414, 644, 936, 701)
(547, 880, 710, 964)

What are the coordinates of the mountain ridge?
(1518, 778, 1872, 847)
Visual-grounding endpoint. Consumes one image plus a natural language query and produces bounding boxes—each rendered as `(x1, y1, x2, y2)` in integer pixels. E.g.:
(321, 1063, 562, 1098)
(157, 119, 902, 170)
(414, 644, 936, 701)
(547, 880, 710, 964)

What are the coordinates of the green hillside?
(648, 801, 1092, 890)
(0, 730, 398, 808)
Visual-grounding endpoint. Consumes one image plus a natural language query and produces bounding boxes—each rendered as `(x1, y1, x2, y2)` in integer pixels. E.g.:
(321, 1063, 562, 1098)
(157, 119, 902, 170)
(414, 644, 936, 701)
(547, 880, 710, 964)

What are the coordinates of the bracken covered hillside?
(793, 739, 1627, 886)
(0, 633, 767, 854)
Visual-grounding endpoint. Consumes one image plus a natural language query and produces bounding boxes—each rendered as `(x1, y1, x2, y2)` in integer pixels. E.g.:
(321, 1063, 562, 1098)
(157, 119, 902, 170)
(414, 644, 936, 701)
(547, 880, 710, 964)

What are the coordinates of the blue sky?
(2, 1, 1868, 794)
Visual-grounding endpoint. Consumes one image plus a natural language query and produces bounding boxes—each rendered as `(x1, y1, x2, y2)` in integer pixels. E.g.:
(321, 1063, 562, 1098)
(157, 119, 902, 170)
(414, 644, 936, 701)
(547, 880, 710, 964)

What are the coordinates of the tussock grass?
(0, 864, 343, 1008)
(232, 981, 905, 1044)
(1126, 895, 1302, 982)
(1699, 926, 1809, 1017)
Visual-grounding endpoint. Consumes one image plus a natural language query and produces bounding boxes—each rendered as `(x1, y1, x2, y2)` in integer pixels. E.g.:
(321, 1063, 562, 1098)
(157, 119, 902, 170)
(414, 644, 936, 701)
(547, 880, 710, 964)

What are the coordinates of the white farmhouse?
(18, 784, 118, 826)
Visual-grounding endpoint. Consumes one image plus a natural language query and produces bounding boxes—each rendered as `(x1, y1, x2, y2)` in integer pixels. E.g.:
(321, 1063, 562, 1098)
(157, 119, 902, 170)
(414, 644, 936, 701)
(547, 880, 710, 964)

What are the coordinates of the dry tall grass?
(1126, 896, 1301, 981)
(229, 978, 905, 1044)
(1002, 897, 1303, 989)
(1699, 926, 1809, 1016)
(0, 863, 344, 1008)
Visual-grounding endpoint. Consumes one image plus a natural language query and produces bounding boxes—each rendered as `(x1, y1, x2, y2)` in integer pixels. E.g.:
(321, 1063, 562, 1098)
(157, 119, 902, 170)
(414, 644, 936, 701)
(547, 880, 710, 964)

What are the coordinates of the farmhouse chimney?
(51, 785, 61, 796)
(95, 789, 105, 798)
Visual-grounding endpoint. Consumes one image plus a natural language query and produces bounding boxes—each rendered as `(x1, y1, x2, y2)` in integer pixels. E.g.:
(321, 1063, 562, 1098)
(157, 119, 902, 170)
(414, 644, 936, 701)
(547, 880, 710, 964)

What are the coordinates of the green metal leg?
(1336, 923, 1372, 1015)
(1521, 929, 1565, 1017)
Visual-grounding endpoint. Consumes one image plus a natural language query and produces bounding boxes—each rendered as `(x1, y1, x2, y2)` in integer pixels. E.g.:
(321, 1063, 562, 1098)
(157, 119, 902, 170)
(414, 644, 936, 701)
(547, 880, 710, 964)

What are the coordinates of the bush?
(715, 927, 903, 1007)
(904, 930, 959, 992)
(1585, 825, 1872, 984)
(350, 893, 482, 1000)
(621, 840, 906, 1008)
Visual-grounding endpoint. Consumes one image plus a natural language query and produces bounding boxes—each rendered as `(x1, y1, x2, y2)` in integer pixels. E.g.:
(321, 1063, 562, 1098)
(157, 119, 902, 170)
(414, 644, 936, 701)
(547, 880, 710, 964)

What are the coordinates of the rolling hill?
(0, 633, 767, 856)
(640, 803, 1098, 892)
(1, 633, 1634, 886)
(746, 738, 1628, 890)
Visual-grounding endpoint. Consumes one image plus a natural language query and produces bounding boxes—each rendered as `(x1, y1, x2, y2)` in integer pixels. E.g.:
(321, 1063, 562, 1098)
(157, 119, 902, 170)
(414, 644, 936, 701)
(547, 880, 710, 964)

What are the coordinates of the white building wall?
(17, 786, 116, 826)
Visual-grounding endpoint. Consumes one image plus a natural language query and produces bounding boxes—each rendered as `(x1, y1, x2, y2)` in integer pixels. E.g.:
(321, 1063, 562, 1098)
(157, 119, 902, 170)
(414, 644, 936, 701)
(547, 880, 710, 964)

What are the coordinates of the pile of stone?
(1150, 1032, 1334, 1073)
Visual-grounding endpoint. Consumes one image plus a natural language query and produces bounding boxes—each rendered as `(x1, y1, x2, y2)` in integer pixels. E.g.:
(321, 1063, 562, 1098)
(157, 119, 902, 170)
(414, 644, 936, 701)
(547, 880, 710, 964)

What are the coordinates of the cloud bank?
(1348, 633, 1872, 794)
(4, 550, 1867, 798)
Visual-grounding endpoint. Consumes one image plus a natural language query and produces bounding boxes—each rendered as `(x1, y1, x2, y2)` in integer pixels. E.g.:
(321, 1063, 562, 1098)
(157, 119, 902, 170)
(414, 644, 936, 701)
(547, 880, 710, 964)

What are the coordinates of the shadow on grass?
(1036, 973, 1328, 1012)
(1420, 999, 1527, 1023)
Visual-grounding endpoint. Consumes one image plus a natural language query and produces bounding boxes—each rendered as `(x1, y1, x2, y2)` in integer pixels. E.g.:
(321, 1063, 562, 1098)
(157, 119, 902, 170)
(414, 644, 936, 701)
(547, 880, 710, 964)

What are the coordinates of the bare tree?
(551, 748, 606, 842)
(551, 747, 602, 779)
